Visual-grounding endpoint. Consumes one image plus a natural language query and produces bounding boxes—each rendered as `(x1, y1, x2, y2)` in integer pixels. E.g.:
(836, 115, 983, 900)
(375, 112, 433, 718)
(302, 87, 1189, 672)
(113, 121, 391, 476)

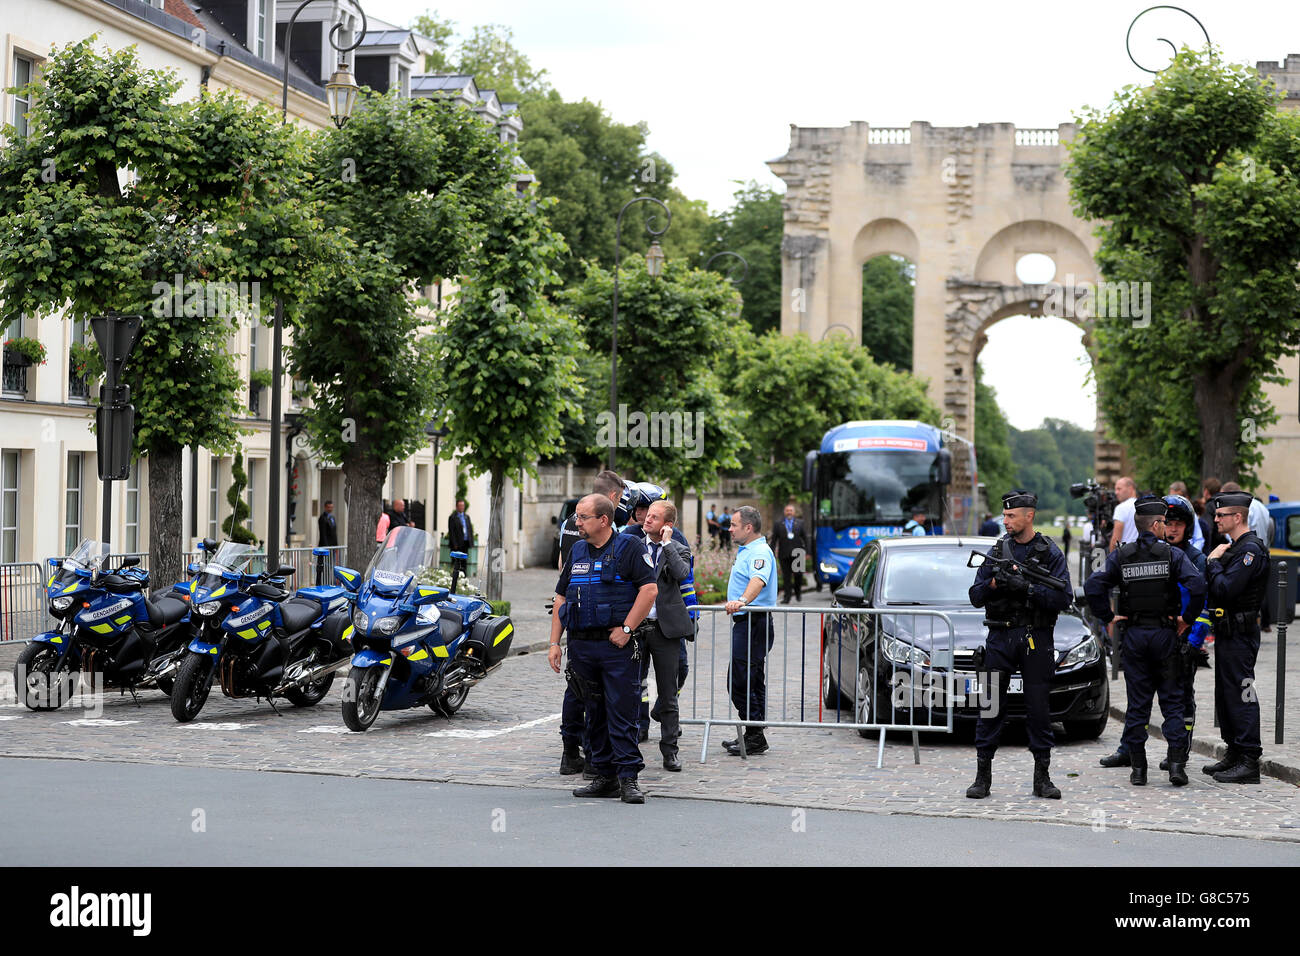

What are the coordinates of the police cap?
(1134, 494, 1168, 518)
(1213, 491, 1253, 512)
(1002, 490, 1037, 509)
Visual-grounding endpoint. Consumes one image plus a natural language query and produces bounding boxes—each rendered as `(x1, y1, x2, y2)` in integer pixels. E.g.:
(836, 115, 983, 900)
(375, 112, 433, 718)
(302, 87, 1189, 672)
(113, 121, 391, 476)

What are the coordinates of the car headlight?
(196, 600, 221, 617)
(819, 561, 838, 574)
(1059, 635, 1100, 669)
(353, 608, 368, 632)
(881, 636, 929, 666)
(51, 596, 74, 612)
(374, 615, 403, 636)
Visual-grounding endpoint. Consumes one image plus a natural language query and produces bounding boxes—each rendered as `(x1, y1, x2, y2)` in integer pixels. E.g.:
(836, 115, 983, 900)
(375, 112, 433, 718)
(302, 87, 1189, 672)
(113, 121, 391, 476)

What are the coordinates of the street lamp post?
(425, 415, 449, 545)
(268, 0, 367, 568)
(610, 196, 671, 470)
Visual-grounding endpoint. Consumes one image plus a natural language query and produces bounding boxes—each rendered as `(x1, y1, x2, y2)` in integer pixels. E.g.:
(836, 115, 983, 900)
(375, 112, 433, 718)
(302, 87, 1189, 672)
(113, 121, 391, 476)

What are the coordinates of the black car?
(821, 535, 1109, 739)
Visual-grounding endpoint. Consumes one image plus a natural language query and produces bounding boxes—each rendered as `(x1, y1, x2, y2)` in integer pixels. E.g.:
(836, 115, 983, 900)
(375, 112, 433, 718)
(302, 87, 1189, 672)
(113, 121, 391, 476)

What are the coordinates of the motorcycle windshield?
(197, 542, 258, 592)
(365, 526, 435, 595)
(63, 539, 110, 573)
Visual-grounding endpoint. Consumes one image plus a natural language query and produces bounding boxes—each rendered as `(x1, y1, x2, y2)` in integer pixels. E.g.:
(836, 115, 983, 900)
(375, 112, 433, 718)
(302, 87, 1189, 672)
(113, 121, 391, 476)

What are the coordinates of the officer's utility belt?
(568, 628, 613, 642)
(1125, 613, 1176, 627)
(633, 620, 661, 640)
(1213, 609, 1256, 636)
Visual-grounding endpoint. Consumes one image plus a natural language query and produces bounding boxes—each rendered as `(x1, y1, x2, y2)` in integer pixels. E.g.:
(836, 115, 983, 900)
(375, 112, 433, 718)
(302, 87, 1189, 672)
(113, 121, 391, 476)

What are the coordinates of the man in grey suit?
(636, 499, 694, 772)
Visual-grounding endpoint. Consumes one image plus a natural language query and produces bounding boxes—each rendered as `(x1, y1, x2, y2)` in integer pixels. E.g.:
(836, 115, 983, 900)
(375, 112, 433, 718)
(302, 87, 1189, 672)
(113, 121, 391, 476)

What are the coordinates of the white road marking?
(182, 722, 250, 731)
(299, 725, 360, 734)
(424, 713, 561, 739)
(63, 718, 140, 727)
(0, 715, 23, 721)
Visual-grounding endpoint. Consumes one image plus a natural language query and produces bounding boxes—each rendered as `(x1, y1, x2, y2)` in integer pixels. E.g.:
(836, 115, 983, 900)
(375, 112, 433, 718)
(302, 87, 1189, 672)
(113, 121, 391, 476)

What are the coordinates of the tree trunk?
(486, 467, 505, 602)
(1192, 362, 1246, 484)
(343, 453, 387, 574)
(147, 443, 184, 596)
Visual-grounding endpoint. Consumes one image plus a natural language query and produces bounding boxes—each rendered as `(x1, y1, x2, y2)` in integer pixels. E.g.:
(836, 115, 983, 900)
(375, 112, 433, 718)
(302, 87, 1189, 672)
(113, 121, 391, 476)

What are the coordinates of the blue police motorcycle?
(169, 541, 353, 722)
(339, 526, 514, 732)
(14, 539, 193, 710)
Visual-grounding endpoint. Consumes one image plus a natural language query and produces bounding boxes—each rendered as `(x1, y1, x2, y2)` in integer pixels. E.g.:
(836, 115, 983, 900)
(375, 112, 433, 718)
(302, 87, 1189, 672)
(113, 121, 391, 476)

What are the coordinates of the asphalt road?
(3, 758, 1296, 866)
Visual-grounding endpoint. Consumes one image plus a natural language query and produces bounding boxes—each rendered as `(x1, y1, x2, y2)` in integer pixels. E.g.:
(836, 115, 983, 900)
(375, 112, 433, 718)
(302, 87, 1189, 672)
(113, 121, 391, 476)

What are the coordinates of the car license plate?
(1008, 677, 1023, 694)
(964, 677, 981, 696)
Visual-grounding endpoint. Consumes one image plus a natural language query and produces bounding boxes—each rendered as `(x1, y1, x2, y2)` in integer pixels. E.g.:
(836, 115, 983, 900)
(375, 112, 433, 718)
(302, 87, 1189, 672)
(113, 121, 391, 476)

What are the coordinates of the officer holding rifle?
(966, 490, 1072, 800)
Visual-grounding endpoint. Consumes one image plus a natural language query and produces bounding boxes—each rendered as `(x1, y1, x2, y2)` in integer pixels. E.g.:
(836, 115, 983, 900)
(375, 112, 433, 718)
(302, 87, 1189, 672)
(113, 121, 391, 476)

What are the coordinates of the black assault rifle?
(967, 549, 1069, 592)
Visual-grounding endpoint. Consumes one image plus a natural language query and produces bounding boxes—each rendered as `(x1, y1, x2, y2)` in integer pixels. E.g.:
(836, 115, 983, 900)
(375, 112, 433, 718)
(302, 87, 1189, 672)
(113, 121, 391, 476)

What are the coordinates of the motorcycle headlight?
(353, 608, 368, 632)
(374, 615, 403, 636)
(1059, 635, 1100, 669)
(197, 600, 221, 617)
(881, 636, 930, 667)
(51, 596, 74, 612)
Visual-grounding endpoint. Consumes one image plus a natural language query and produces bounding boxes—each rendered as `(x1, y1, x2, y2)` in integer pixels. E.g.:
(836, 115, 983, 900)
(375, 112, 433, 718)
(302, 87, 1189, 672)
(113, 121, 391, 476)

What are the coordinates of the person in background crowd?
(718, 506, 733, 551)
(1108, 477, 1138, 552)
(903, 508, 927, 536)
(1199, 477, 1225, 554)
(376, 501, 391, 543)
(318, 499, 338, 547)
(707, 504, 720, 550)
(1061, 523, 1071, 560)
(979, 512, 1001, 537)
(773, 502, 808, 603)
(446, 498, 473, 578)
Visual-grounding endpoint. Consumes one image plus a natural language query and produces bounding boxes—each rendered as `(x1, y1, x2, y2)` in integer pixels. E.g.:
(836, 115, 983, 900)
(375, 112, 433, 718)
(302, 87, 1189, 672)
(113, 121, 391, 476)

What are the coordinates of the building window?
(256, 0, 268, 59)
(124, 459, 140, 554)
(398, 65, 410, 98)
(208, 457, 220, 540)
(1, 450, 18, 562)
(68, 316, 90, 402)
(65, 452, 83, 555)
(11, 54, 34, 139)
(248, 323, 260, 417)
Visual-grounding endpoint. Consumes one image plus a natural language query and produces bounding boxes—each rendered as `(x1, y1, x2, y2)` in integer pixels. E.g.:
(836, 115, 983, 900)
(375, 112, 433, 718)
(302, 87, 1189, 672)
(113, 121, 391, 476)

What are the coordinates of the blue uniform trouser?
(560, 685, 591, 759)
(639, 636, 690, 733)
(1119, 625, 1187, 755)
(729, 612, 775, 728)
(568, 638, 644, 780)
(974, 626, 1055, 759)
(1214, 626, 1262, 758)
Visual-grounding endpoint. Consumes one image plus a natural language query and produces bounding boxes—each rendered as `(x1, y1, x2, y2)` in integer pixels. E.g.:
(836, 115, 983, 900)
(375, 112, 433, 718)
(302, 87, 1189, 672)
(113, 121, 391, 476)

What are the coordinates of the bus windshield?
(816, 449, 944, 530)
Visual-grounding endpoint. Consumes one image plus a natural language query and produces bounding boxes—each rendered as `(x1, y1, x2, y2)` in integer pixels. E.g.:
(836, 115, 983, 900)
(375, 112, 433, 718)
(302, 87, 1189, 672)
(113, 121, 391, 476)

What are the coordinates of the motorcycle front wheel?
(341, 667, 382, 732)
(14, 643, 78, 711)
(170, 653, 215, 723)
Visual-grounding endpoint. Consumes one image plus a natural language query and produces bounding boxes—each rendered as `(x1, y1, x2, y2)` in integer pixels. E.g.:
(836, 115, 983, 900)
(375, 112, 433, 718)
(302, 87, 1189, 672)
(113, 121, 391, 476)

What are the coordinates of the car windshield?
(63, 539, 110, 572)
(365, 526, 435, 593)
(879, 548, 975, 605)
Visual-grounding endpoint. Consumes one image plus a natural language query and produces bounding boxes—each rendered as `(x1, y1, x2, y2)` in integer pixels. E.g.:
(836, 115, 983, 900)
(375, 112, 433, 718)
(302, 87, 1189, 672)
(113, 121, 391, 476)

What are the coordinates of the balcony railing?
(1, 364, 27, 396)
(68, 353, 90, 402)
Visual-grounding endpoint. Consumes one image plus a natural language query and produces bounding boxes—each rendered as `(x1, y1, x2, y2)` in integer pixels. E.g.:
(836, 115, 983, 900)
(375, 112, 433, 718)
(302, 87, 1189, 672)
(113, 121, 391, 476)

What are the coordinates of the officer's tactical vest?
(1116, 537, 1179, 622)
(985, 533, 1057, 628)
(563, 535, 640, 632)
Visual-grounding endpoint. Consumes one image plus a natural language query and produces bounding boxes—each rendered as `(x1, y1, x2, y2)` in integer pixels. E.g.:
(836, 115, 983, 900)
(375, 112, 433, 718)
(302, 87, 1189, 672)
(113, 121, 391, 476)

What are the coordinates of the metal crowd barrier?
(681, 605, 956, 767)
(0, 563, 47, 644)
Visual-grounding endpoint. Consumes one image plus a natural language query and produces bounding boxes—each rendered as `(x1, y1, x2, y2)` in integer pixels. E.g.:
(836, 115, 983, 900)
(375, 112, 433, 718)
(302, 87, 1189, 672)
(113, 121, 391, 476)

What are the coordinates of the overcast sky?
(368, 0, 1296, 430)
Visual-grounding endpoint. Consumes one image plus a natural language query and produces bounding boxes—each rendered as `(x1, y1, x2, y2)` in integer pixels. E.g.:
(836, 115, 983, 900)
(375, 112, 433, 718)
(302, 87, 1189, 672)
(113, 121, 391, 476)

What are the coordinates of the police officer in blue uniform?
(722, 506, 779, 756)
(1097, 494, 1209, 771)
(549, 493, 658, 803)
(1202, 490, 1270, 784)
(1084, 496, 1206, 786)
(966, 490, 1072, 800)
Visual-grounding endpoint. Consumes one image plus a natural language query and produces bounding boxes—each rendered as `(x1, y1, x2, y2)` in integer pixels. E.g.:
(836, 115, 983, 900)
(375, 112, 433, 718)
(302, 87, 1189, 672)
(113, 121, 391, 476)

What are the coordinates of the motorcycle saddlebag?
(463, 616, 514, 668)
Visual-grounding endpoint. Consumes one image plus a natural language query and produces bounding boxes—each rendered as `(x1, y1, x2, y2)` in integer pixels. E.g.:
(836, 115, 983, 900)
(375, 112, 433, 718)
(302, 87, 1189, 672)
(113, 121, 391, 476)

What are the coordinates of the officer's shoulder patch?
(1243, 553, 1254, 566)
(754, 558, 766, 570)
(643, 553, 654, 567)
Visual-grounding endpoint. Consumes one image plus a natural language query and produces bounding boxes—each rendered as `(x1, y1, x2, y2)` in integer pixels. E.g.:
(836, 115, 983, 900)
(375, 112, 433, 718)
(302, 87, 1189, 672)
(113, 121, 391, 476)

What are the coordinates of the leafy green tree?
(734, 333, 940, 512)
(706, 182, 783, 336)
(438, 194, 583, 600)
(973, 366, 1016, 506)
(411, 10, 456, 74)
(0, 39, 323, 588)
(1065, 50, 1300, 486)
(291, 91, 514, 565)
(561, 260, 750, 508)
(222, 451, 258, 544)
(860, 255, 915, 370)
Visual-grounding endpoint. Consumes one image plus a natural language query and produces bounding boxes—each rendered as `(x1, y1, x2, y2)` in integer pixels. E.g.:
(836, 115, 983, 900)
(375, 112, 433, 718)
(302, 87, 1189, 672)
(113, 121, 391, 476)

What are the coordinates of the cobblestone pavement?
(2, 599, 1296, 847)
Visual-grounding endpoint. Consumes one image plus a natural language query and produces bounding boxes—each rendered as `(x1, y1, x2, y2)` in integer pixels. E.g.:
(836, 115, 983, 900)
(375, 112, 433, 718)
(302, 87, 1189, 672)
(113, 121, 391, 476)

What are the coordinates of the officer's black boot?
(572, 776, 620, 798)
(619, 776, 646, 804)
(1202, 749, 1240, 776)
(1098, 749, 1131, 768)
(965, 754, 992, 799)
(1213, 755, 1261, 784)
(1167, 748, 1189, 787)
(559, 744, 585, 776)
(1033, 755, 1061, 799)
(1129, 749, 1147, 786)
(1159, 757, 1169, 771)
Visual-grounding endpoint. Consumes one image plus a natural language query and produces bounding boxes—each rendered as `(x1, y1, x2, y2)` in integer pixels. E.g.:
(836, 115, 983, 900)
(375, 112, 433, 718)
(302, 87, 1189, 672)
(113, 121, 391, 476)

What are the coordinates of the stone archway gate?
(767, 121, 1126, 486)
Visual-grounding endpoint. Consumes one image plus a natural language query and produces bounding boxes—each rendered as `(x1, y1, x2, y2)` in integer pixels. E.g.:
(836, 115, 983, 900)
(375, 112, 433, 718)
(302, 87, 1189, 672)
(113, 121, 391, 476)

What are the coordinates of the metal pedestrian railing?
(0, 563, 47, 644)
(681, 605, 957, 767)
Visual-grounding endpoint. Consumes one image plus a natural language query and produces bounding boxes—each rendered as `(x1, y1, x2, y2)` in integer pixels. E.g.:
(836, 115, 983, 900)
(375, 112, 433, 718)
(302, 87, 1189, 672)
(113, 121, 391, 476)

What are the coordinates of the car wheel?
(855, 663, 876, 738)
